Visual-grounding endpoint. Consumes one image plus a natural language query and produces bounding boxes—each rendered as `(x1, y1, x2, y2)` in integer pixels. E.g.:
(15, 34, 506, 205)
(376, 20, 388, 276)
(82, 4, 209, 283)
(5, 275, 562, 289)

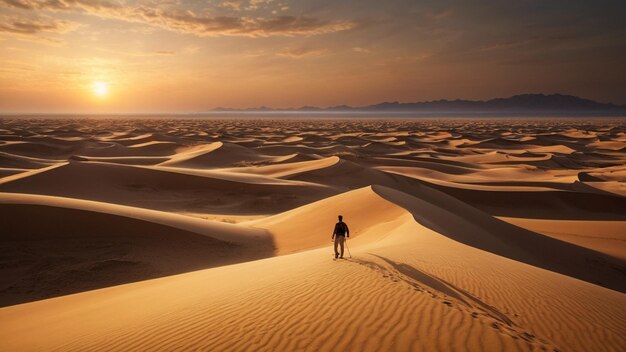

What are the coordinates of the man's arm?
(346, 223, 350, 237)
(331, 224, 336, 240)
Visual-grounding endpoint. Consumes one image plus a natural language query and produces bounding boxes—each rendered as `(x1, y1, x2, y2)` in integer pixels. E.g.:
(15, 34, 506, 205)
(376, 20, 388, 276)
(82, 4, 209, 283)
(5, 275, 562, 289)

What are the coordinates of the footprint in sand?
(350, 254, 560, 351)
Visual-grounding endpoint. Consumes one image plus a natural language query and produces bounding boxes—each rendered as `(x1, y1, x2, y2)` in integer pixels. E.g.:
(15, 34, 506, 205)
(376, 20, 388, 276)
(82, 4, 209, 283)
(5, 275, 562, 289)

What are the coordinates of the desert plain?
(0, 117, 625, 351)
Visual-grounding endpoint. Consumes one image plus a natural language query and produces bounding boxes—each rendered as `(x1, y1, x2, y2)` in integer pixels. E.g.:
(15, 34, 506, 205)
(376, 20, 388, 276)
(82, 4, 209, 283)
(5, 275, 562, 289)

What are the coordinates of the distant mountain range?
(210, 94, 626, 117)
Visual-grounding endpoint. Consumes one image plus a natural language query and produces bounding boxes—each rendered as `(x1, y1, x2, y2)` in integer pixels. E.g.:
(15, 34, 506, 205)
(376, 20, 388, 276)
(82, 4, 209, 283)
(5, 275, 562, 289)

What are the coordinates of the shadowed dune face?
(371, 185, 626, 293)
(0, 199, 274, 306)
(0, 117, 625, 352)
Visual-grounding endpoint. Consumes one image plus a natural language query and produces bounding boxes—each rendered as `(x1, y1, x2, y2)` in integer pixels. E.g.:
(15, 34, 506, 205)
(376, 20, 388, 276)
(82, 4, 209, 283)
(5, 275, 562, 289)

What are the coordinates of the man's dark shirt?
(333, 221, 349, 237)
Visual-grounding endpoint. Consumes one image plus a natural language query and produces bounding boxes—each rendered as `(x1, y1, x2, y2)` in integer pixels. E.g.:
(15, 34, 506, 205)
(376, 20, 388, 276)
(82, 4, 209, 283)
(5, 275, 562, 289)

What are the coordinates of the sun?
(92, 81, 108, 97)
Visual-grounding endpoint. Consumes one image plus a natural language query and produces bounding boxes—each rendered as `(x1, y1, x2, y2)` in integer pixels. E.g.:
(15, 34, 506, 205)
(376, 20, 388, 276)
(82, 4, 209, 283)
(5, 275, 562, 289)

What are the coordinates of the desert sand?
(0, 117, 625, 351)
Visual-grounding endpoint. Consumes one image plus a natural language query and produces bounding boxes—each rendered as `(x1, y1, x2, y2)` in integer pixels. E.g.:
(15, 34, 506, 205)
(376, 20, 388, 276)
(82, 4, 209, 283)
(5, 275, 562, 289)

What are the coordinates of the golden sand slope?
(1, 186, 624, 351)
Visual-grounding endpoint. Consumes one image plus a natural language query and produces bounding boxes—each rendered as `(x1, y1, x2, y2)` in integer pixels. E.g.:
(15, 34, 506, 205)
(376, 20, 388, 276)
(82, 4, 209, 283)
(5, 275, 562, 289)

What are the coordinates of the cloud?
(352, 47, 370, 53)
(247, 0, 273, 10)
(0, 0, 118, 11)
(277, 47, 327, 59)
(0, 60, 37, 73)
(480, 39, 532, 51)
(426, 9, 453, 21)
(0, 16, 76, 35)
(126, 9, 357, 37)
(155, 50, 175, 55)
(219, 0, 243, 11)
(0, 0, 357, 37)
(243, 16, 355, 37)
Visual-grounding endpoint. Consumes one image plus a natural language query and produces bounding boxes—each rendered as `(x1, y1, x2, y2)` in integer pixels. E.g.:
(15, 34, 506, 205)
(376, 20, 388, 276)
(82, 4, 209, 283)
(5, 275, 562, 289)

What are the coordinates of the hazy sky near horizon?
(1, 0, 625, 113)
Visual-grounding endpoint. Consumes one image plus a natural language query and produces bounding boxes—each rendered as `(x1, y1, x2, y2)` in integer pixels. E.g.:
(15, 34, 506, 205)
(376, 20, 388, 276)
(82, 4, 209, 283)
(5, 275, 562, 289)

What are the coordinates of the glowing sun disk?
(92, 81, 108, 97)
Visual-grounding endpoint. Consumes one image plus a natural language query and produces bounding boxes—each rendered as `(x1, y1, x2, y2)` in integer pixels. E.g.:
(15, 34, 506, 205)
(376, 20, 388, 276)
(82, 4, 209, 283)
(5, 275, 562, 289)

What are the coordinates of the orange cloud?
(0, 15, 76, 35)
(277, 47, 327, 58)
(0, 0, 118, 11)
(1, 0, 357, 37)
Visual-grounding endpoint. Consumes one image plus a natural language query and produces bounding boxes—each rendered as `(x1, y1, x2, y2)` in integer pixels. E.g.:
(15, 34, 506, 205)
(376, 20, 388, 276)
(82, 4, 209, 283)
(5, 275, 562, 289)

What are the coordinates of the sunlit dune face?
(92, 81, 108, 97)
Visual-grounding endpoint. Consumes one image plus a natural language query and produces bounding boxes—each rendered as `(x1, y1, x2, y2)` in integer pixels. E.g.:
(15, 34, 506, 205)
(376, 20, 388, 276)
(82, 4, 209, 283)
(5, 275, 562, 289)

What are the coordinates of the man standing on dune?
(332, 215, 350, 259)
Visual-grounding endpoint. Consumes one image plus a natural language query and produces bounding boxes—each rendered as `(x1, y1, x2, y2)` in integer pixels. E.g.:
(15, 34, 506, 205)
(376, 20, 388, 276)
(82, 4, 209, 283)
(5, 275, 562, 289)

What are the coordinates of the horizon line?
(2, 93, 626, 115)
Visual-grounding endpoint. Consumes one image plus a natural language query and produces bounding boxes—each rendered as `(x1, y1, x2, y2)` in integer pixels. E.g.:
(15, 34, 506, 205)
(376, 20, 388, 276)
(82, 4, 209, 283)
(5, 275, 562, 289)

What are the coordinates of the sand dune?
(417, 177, 626, 220)
(585, 180, 626, 197)
(0, 118, 624, 352)
(248, 186, 408, 254)
(499, 217, 626, 260)
(0, 167, 28, 178)
(254, 143, 354, 156)
(218, 155, 340, 178)
(214, 155, 426, 194)
(375, 165, 578, 184)
(77, 140, 180, 157)
(1, 185, 624, 351)
(0, 141, 74, 157)
(253, 183, 626, 293)
(380, 167, 626, 219)
(0, 160, 334, 214)
(99, 132, 160, 146)
(0, 193, 272, 306)
(68, 154, 171, 165)
(371, 185, 625, 292)
(286, 156, 417, 189)
(160, 142, 279, 168)
(0, 151, 59, 169)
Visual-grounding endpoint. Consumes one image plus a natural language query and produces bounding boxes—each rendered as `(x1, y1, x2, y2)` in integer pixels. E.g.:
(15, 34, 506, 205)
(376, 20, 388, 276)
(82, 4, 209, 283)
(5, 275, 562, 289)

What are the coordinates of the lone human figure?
(332, 215, 350, 259)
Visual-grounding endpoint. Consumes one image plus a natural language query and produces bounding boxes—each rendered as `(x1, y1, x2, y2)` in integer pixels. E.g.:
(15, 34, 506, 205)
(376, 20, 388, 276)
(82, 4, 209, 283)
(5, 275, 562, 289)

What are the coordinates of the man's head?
(338, 215, 343, 221)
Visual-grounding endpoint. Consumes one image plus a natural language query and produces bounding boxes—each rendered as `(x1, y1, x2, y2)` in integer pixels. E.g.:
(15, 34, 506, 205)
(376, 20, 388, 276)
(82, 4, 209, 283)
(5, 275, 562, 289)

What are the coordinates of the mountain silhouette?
(210, 94, 626, 116)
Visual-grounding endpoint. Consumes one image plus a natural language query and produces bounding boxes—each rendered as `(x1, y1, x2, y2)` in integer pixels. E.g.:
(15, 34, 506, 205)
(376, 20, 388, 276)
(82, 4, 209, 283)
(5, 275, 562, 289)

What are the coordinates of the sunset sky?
(1, 0, 625, 113)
